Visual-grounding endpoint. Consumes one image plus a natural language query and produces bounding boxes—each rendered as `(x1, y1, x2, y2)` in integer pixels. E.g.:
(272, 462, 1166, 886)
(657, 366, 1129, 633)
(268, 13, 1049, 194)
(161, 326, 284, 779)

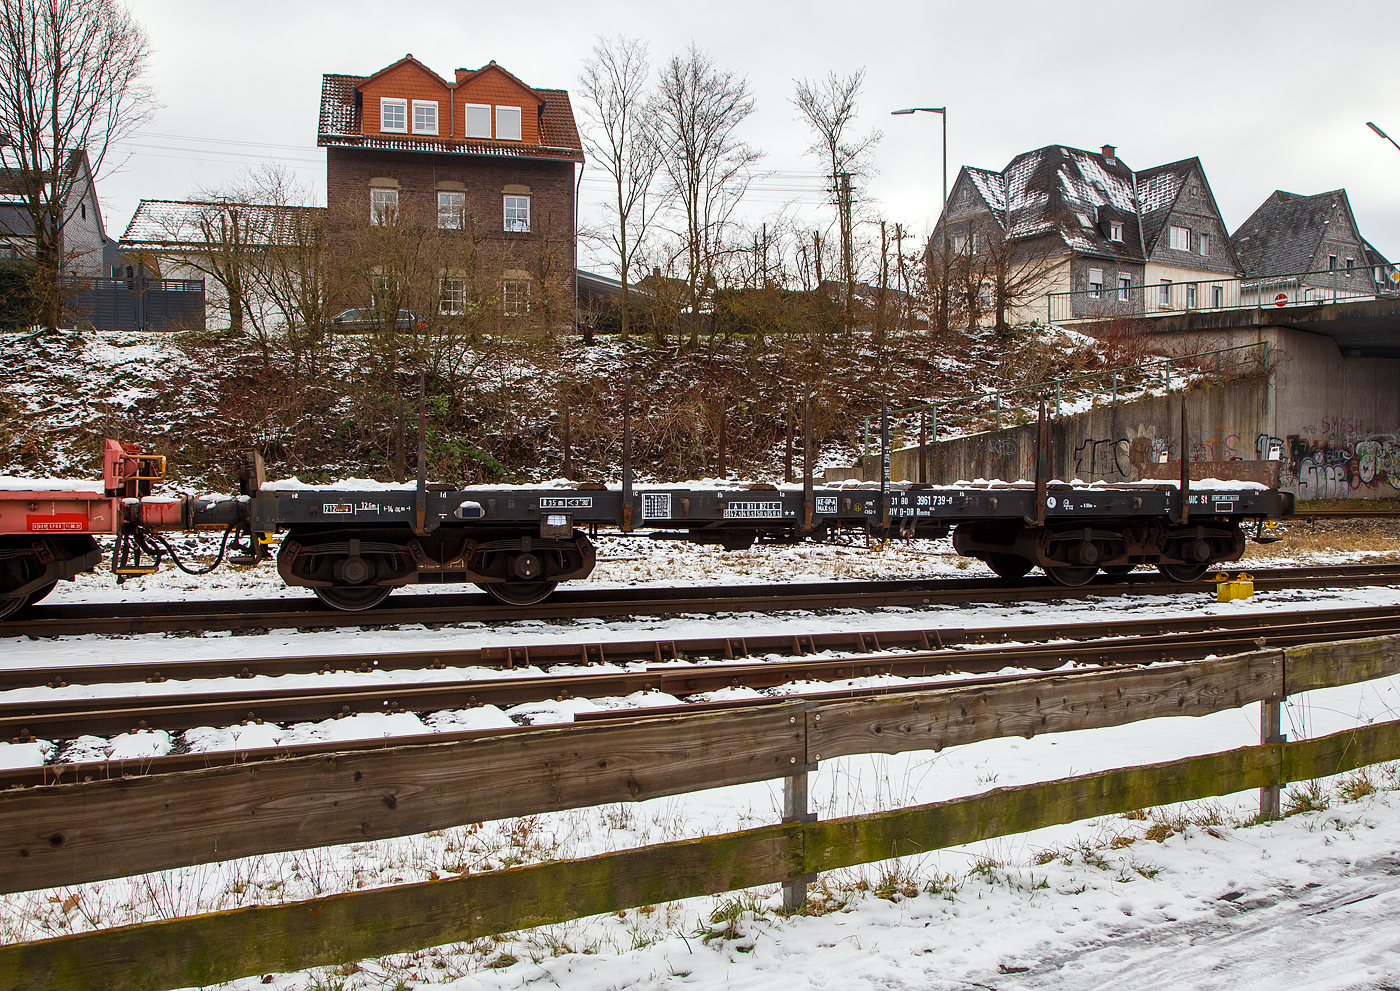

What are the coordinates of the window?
(1328, 255, 1337, 271)
(412, 100, 439, 135)
(969, 232, 978, 254)
(80, 203, 86, 220)
(464, 103, 491, 139)
(503, 278, 531, 316)
(370, 187, 398, 225)
(1109, 222, 1123, 242)
(380, 98, 407, 133)
(1199, 232, 1210, 256)
(1212, 285, 1223, 308)
(437, 191, 465, 229)
(1169, 225, 1191, 251)
(439, 277, 466, 315)
(495, 105, 522, 141)
(1345, 257, 1354, 278)
(503, 195, 530, 232)
(1118, 275, 1132, 301)
(1088, 268, 1103, 298)
(1159, 280, 1172, 306)
(1186, 283, 1197, 308)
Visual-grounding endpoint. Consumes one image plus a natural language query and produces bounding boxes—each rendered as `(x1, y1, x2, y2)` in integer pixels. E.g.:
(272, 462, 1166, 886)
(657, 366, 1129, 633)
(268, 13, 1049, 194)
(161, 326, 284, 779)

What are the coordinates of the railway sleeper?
(277, 527, 597, 611)
(952, 521, 1245, 587)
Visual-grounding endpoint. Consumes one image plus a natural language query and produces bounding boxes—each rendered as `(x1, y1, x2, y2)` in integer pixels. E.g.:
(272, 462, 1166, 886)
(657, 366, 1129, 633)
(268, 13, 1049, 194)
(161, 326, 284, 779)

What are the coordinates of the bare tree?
(578, 35, 662, 344)
(0, 0, 154, 329)
(650, 45, 761, 347)
(793, 69, 880, 331)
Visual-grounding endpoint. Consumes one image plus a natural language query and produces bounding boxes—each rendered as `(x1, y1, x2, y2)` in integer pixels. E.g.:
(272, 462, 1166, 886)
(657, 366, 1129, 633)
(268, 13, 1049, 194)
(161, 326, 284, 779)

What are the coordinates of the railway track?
(7, 603, 1400, 758)
(5, 562, 1400, 638)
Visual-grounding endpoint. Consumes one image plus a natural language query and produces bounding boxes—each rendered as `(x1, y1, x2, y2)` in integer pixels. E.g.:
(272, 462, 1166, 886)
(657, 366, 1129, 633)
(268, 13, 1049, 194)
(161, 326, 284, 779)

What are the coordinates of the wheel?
(477, 581, 558, 606)
(1044, 565, 1099, 587)
(0, 539, 49, 619)
(314, 584, 393, 611)
(1156, 562, 1210, 583)
(0, 596, 25, 620)
(1101, 565, 1135, 578)
(983, 554, 1033, 579)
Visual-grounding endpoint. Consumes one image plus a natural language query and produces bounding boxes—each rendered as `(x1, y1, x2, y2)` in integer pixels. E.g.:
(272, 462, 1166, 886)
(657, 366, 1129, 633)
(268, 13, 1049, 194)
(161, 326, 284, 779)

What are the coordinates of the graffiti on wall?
(1073, 425, 1243, 480)
(1288, 433, 1400, 499)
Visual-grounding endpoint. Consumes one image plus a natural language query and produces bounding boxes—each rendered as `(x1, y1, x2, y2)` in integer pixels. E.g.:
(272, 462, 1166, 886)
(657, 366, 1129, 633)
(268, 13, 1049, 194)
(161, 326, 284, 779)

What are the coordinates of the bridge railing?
(860, 340, 1267, 455)
(1047, 263, 1400, 324)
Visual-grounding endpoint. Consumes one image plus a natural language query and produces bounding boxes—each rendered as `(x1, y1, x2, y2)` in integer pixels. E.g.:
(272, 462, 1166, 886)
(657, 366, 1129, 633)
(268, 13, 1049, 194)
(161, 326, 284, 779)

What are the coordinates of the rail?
(2, 634, 1398, 990)
(860, 339, 1268, 455)
(1046, 263, 1400, 325)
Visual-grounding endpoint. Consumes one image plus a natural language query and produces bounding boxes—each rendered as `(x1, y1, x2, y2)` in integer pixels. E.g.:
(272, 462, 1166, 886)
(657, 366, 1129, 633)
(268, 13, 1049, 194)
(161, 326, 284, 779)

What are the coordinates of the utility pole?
(837, 170, 855, 332)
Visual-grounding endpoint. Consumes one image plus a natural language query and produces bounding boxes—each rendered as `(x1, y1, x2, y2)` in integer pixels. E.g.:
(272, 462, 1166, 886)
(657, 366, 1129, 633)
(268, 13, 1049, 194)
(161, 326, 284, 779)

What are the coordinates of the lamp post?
(893, 106, 948, 332)
(1367, 121, 1400, 153)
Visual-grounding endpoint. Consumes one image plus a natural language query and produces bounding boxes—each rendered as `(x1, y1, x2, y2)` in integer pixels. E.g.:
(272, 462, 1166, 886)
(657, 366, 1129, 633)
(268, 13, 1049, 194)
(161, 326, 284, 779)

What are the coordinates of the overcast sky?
(102, 0, 1400, 272)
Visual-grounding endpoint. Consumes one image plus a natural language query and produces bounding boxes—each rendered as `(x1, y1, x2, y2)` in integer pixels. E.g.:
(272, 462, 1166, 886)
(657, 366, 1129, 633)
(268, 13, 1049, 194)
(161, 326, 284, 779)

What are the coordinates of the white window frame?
(1159, 280, 1172, 306)
(439, 277, 466, 316)
(1109, 222, 1123, 242)
(379, 98, 408, 133)
(1199, 232, 1210, 256)
(1212, 285, 1223, 308)
(370, 187, 398, 225)
(1088, 268, 1103, 298)
(1186, 283, 1197, 308)
(503, 194, 530, 233)
(1328, 254, 1337, 271)
(503, 278, 531, 316)
(412, 100, 439, 135)
(495, 105, 522, 141)
(1117, 275, 1131, 301)
(464, 103, 492, 139)
(1169, 225, 1191, 251)
(437, 191, 465, 230)
(1345, 257, 1354, 278)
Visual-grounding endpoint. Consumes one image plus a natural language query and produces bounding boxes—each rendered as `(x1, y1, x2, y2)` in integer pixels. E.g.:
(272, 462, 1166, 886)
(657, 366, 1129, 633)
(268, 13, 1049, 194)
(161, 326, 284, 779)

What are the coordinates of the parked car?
(329, 308, 428, 333)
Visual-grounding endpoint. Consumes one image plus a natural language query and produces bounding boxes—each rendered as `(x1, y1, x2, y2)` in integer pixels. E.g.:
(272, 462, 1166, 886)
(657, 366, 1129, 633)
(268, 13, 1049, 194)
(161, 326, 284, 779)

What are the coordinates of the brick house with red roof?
(318, 56, 583, 321)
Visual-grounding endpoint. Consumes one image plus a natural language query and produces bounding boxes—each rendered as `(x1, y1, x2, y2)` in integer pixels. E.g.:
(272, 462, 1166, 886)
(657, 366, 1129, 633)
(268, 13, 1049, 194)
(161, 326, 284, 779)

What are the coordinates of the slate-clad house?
(317, 56, 583, 317)
(938, 144, 1241, 323)
(1231, 189, 1396, 305)
(0, 148, 123, 278)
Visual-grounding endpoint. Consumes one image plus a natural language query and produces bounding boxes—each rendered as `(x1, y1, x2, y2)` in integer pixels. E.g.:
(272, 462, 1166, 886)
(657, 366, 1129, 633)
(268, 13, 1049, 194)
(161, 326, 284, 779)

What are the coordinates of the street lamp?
(1367, 121, 1400, 153)
(893, 106, 949, 331)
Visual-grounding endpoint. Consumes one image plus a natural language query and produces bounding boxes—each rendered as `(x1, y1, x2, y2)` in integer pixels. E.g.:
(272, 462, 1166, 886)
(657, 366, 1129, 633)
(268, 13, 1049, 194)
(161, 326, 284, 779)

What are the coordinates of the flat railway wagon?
(1, 441, 1292, 614)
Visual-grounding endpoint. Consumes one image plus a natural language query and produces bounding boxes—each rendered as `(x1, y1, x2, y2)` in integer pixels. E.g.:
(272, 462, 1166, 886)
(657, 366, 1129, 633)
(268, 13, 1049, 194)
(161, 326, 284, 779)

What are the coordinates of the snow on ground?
(2, 530, 1399, 987)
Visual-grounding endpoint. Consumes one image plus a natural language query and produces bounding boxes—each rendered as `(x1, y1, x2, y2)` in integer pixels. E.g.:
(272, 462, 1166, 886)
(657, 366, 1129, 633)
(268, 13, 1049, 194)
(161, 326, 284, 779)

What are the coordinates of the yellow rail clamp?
(1215, 571, 1255, 602)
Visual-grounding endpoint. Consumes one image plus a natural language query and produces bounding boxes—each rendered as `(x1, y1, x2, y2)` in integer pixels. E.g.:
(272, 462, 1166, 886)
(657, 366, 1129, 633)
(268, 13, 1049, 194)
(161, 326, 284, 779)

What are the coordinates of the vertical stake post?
(879, 402, 890, 529)
(918, 408, 927, 484)
(1034, 400, 1048, 527)
(1179, 399, 1190, 525)
(414, 374, 427, 535)
(621, 377, 633, 532)
(718, 397, 727, 478)
(802, 390, 814, 532)
(784, 407, 794, 485)
(1260, 697, 1285, 820)
(782, 769, 811, 911)
(393, 397, 406, 485)
(562, 404, 572, 481)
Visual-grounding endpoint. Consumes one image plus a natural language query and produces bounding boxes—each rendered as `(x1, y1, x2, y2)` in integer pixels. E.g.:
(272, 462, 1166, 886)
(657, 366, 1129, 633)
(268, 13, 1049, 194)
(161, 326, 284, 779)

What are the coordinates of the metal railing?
(861, 340, 1268, 455)
(1047, 263, 1400, 324)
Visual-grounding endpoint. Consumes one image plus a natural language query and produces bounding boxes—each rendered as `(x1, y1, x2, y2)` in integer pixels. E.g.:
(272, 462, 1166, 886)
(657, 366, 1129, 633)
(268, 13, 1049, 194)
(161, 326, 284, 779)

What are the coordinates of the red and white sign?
(1275, 293, 1288, 307)
(26, 513, 88, 532)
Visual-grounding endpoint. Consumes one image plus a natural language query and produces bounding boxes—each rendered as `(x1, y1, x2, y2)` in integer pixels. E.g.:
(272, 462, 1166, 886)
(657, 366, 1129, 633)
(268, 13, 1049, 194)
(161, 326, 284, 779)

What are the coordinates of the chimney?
(1101, 144, 1117, 164)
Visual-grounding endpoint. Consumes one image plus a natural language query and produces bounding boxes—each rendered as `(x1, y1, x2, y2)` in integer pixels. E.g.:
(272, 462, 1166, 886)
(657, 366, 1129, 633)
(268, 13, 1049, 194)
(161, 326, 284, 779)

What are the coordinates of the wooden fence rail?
(1, 635, 1397, 991)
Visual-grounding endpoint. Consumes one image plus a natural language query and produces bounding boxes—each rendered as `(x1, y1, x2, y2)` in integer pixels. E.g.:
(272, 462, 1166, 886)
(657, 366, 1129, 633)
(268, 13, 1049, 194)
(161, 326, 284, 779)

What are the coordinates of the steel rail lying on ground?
(7, 604, 1400, 760)
(4, 561, 1399, 638)
(10, 599, 1400, 690)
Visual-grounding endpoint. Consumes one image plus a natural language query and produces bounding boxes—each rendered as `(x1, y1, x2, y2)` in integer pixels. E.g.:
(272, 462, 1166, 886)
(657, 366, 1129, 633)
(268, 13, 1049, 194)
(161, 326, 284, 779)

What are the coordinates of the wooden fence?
(2, 635, 1398, 991)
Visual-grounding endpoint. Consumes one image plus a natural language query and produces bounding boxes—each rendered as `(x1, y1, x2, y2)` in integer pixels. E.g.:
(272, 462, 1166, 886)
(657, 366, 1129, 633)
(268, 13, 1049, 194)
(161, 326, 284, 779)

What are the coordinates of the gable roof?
(453, 61, 545, 104)
(120, 199, 325, 250)
(357, 54, 452, 91)
(1231, 189, 1358, 277)
(1133, 158, 1197, 253)
(317, 59, 583, 163)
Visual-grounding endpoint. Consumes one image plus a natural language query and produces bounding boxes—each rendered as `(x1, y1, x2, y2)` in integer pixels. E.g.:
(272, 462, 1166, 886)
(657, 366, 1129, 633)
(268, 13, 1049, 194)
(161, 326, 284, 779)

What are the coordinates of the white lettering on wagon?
(540, 496, 593, 509)
(723, 500, 784, 519)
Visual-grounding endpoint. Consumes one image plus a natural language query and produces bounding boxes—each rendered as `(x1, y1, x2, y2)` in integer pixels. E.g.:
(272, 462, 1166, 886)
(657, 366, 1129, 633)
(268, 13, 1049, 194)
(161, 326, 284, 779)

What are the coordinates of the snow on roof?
(121, 200, 323, 250)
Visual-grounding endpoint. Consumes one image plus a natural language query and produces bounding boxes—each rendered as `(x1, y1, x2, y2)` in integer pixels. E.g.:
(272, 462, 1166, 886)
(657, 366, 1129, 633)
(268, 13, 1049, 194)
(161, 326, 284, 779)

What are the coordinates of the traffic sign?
(1274, 293, 1288, 307)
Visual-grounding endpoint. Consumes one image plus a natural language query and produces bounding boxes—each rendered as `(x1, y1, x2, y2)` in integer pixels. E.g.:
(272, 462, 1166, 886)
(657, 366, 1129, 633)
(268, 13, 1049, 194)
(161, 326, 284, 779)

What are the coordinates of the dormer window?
(496, 106, 522, 141)
(380, 98, 407, 133)
(464, 103, 491, 139)
(412, 100, 438, 135)
(1109, 222, 1123, 242)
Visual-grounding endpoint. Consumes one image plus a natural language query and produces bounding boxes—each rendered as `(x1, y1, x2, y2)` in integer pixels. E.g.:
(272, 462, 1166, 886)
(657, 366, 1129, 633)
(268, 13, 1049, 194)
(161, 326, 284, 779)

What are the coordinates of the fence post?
(862, 417, 869, 458)
(1111, 370, 1117, 404)
(782, 768, 812, 911)
(1263, 340, 1269, 374)
(1055, 380, 1061, 417)
(1260, 699, 1286, 820)
(995, 394, 1001, 431)
(1163, 359, 1171, 392)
